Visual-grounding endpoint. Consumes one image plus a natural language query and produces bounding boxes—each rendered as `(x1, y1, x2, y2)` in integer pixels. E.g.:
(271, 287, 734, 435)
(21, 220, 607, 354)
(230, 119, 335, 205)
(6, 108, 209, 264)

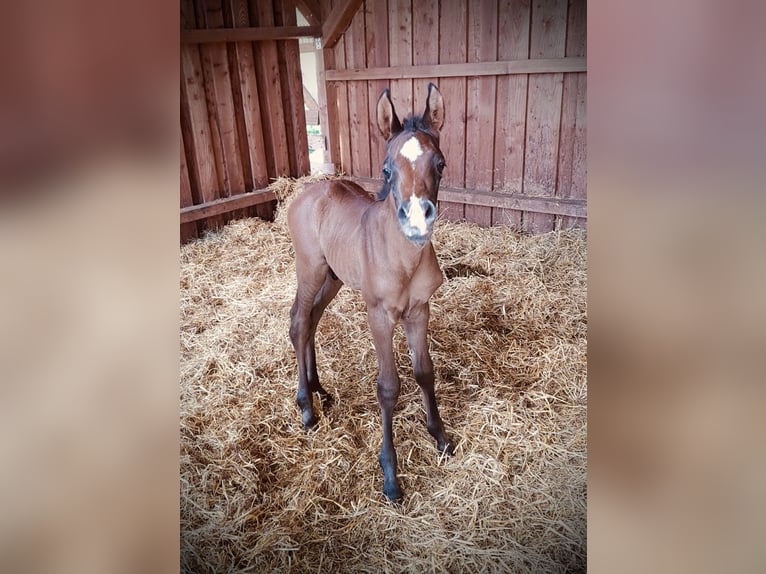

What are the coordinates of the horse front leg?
(368, 304, 402, 501)
(403, 302, 454, 455)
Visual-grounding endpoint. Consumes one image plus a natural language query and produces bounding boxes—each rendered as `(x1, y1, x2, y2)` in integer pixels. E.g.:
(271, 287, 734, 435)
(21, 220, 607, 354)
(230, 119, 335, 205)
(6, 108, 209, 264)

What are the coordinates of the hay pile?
(180, 177, 587, 573)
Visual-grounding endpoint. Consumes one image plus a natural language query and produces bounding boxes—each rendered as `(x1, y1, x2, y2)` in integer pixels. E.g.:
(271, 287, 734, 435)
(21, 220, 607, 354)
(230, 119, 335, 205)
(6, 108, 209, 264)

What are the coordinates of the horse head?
(375, 83, 446, 247)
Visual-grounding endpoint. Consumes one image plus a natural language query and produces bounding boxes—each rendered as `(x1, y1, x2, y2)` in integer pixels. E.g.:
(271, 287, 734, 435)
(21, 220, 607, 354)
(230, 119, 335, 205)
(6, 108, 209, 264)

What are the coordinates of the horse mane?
(401, 115, 438, 138)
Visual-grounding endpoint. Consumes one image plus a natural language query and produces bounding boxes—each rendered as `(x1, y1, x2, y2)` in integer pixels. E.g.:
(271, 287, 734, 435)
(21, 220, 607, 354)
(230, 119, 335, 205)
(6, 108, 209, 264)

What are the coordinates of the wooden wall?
(180, 0, 311, 242)
(319, 0, 587, 232)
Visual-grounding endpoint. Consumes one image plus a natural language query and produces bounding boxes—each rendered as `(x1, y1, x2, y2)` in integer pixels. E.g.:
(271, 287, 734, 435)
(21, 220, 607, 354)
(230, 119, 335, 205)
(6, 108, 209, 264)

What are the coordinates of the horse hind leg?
(305, 270, 343, 407)
(290, 266, 326, 429)
(289, 267, 341, 429)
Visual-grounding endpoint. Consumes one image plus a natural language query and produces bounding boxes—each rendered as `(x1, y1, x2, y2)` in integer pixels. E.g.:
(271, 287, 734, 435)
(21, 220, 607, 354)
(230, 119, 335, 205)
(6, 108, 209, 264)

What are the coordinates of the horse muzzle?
(397, 197, 436, 245)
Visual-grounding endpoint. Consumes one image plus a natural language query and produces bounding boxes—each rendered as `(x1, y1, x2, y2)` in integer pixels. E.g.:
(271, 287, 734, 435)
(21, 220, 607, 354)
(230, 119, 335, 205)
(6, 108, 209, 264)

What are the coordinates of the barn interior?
(181, 1, 587, 571)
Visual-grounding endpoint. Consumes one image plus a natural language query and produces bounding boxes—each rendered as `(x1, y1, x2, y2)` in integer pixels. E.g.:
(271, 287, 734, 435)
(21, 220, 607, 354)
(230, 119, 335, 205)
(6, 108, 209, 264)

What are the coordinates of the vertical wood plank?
(366, 0, 389, 178)
(345, 6, 371, 177)
(523, 0, 567, 233)
(316, 0, 338, 169)
(251, 0, 291, 180)
(389, 0, 413, 119)
(183, 0, 224, 231)
(317, 46, 337, 168)
(492, 0, 530, 228)
(198, 0, 246, 206)
(436, 0, 467, 221)
(276, 0, 311, 178)
(221, 0, 251, 221)
(412, 0, 439, 116)
(557, 0, 586, 229)
(180, 129, 198, 243)
(227, 0, 272, 220)
(464, 0, 497, 227)
(275, 0, 298, 177)
(334, 32, 352, 174)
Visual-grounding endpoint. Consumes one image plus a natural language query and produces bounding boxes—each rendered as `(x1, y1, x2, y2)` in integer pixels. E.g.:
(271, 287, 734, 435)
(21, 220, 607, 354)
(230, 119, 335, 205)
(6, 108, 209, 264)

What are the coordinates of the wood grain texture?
(389, 0, 413, 123)
(180, 0, 316, 234)
(492, 0, 531, 228)
(523, 0, 567, 233)
(334, 33, 352, 173)
(181, 188, 277, 223)
(412, 0, 439, 116)
(365, 0, 390, 178)
(322, 0, 364, 48)
(436, 0, 467, 221)
(345, 6, 371, 177)
(234, 0, 588, 235)
(464, 0, 497, 227)
(231, 0, 269, 191)
(251, 0, 290, 181)
(276, 0, 311, 179)
(180, 129, 199, 242)
(295, 0, 322, 26)
(319, 0, 341, 167)
(350, 177, 586, 217)
(222, 0, 252, 220)
(185, 0, 225, 231)
(227, 0, 271, 220)
(199, 0, 246, 203)
(181, 26, 321, 43)
(557, 0, 587, 229)
(317, 45, 337, 166)
(324, 57, 586, 80)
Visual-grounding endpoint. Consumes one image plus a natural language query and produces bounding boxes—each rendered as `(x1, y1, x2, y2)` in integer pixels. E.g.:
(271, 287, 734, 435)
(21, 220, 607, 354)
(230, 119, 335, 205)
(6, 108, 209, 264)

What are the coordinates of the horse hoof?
(383, 484, 403, 502)
(438, 440, 455, 456)
(319, 393, 335, 408)
(301, 412, 319, 430)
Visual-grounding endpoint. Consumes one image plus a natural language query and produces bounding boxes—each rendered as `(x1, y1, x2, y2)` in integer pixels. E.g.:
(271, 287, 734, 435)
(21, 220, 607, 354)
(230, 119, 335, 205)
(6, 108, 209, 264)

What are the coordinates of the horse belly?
(320, 221, 365, 290)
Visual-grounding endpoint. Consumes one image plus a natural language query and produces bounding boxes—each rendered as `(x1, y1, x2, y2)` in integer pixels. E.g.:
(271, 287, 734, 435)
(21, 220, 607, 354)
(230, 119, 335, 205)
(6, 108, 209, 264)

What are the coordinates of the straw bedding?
(180, 176, 587, 573)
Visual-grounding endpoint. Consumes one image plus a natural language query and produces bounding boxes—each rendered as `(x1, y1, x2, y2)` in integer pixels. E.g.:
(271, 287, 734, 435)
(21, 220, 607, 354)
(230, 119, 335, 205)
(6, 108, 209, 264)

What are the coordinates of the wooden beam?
(295, 0, 321, 27)
(303, 85, 319, 110)
(180, 188, 276, 223)
(181, 25, 321, 43)
(322, 0, 363, 49)
(325, 57, 586, 81)
(349, 177, 587, 219)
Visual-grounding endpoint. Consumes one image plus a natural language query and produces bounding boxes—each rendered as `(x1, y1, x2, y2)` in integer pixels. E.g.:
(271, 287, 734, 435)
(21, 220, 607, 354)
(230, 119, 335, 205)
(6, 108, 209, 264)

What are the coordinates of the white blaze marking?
(399, 136, 423, 164)
(408, 194, 428, 234)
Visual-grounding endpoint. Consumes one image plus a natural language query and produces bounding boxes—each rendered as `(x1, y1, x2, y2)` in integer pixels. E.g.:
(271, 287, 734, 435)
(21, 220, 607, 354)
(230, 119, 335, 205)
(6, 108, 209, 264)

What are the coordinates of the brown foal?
(287, 84, 453, 501)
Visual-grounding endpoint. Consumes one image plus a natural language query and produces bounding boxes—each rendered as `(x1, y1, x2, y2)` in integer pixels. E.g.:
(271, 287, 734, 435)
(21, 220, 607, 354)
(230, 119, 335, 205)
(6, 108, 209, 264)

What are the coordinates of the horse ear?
(376, 89, 402, 140)
(423, 83, 445, 133)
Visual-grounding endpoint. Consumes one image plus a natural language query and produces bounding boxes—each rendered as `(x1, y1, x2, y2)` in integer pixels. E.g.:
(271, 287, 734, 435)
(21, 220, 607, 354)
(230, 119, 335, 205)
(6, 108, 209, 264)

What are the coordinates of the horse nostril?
(423, 201, 436, 222)
(397, 204, 408, 221)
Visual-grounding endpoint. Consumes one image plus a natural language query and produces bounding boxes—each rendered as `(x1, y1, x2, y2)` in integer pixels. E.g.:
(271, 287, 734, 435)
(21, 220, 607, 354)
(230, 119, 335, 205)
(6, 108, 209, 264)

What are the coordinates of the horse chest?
(361, 253, 442, 312)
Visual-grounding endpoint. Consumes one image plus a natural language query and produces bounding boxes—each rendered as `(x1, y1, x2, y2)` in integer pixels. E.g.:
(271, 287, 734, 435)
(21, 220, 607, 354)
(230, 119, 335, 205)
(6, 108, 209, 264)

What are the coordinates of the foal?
(287, 84, 453, 501)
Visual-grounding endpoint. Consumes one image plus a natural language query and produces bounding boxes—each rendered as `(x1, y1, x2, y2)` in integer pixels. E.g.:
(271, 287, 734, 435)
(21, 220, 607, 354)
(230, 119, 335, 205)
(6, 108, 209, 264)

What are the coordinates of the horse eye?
(382, 166, 391, 180)
(437, 160, 446, 173)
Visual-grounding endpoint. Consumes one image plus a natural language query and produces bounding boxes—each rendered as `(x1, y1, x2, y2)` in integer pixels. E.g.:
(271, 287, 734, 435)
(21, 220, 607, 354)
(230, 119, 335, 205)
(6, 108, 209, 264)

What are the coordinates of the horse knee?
(376, 377, 400, 409)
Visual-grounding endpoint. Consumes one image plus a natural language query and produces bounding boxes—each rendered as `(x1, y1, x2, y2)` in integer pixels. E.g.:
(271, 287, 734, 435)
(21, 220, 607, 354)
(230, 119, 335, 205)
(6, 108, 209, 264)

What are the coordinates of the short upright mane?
(401, 115, 436, 137)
